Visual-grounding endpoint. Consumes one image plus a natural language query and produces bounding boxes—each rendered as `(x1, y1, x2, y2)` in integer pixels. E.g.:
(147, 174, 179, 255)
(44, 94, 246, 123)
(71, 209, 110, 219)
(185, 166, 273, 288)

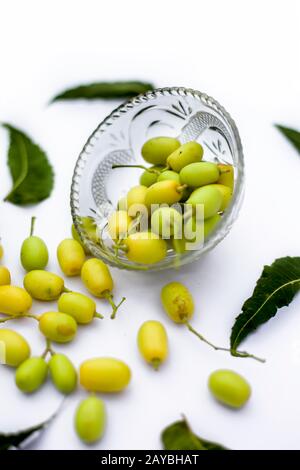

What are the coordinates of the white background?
(0, 0, 299, 450)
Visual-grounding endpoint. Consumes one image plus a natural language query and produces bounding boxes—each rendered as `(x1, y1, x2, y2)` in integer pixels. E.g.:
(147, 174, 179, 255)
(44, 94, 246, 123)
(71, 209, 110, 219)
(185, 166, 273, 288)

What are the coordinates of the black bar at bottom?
(0, 449, 299, 465)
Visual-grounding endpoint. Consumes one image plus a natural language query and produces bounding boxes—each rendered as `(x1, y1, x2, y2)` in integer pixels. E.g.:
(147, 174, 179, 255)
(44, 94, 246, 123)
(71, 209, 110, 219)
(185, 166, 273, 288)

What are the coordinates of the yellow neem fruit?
(124, 232, 167, 265)
(137, 320, 168, 369)
(80, 357, 131, 393)
(217, 164, 234, 190)
(57, 239, 85, 277)
(0, 244, 4, 260)
(145, 180, 183, 207)
(39, 312, 77, 343)
(0, 267, 11, 286)
(0, 329, 31, 367)
(108, 210, 132, 240)
(81, 258, 114, 298)
(161, 282, 194, 323)
(23, 270, 65, 301)
(0, 285, 32, 316)
(209, 184, 232, 211)
(127, 185, 147, 209)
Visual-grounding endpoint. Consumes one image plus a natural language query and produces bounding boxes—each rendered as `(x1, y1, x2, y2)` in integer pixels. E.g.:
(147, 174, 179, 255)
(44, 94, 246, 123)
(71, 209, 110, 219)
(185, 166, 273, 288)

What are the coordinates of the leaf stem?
(103, 291, 126, 319)
(30, 216, 36, 236)
(24, 313, 40, 321)
(0, 316, 17, 324)
(62, 286, 72, 293)
(0, 313, 39, 324)
(185, 322, 265, 363)
(176, 184, 188, 194)
(41, 339, 55, 358)
(94, 312, 104, 320)
(112, 164, 160, 174)
(151, 358, 161, 371)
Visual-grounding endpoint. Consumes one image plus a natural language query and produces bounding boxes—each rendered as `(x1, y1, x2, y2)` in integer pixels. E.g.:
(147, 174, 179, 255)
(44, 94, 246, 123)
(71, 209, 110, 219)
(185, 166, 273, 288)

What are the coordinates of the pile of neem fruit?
(0, 140, 249, 448)
(107, 137, 234, 265)
(0, 215, 252, 448)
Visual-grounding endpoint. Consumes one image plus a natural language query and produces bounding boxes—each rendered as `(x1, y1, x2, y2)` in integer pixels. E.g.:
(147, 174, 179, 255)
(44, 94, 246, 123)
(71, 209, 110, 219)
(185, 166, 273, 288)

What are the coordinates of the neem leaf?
(0, 405, 61, 450)
(161, 418, 228, 450)
(231, 257, 300, 352)
(275, 124, 300, 154)
(51, 80, 154, 102)
(3, 123, 54, 205)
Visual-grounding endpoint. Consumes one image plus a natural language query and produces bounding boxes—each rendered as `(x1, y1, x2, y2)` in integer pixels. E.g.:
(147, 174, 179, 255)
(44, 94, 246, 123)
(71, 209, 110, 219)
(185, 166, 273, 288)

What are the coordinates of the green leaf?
(3, 124, 54, 205)
(51, 81, 155, 102)
(275, 124, 300, 154)
(161, 418, 228, 450)
(0, 406, 60, 450)
(231, 257, 300, 352)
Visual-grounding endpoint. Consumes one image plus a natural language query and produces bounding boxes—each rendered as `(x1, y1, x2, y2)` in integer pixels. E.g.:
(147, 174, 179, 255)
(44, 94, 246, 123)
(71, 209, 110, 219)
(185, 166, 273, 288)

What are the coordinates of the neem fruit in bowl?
(71, 87, 244, 271)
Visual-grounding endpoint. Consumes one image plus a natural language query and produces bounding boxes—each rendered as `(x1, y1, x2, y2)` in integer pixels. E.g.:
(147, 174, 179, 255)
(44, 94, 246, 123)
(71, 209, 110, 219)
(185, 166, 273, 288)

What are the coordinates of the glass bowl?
(71, 87, 244, 271)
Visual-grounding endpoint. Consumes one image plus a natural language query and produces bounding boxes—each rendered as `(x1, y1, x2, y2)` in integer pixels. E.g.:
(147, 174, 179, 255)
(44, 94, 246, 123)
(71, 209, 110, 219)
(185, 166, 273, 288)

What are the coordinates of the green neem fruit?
(208, 369, 251, 408)
(157, 170, 180, 183)
(58, 292, 97, 324)
(139, 166, 162, 187)
(39, 312, 77, 343)
(15, 357, 48, 393)
(20, 218, 49, 271)
(186, 186, 222, 219)
(49, 353, 77, 394)
(203, 213, 221, 237)
(57, 239, 85, 277)
(23, 270, 65, 301)
(167, 141, 203, 172)
(75, 396, 106, 444)
(161, 282, 194, 323)
(187, 213, 221, 241)
(141, 137, 180, 165)
(175, 213, 221, 253)
(180, 162, 219, 187)
(151, 207, 182, 238)
(124, 232, 167, 265)
(0, 329, 31, 367)
(145, 180, 184, 207)
(217, 163, 234, 190)
(209, 184, 232, 211)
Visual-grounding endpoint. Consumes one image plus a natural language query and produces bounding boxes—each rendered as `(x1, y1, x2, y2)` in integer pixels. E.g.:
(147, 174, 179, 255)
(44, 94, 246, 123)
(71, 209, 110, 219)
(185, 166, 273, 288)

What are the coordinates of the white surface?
(0, 0, 300, 450)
